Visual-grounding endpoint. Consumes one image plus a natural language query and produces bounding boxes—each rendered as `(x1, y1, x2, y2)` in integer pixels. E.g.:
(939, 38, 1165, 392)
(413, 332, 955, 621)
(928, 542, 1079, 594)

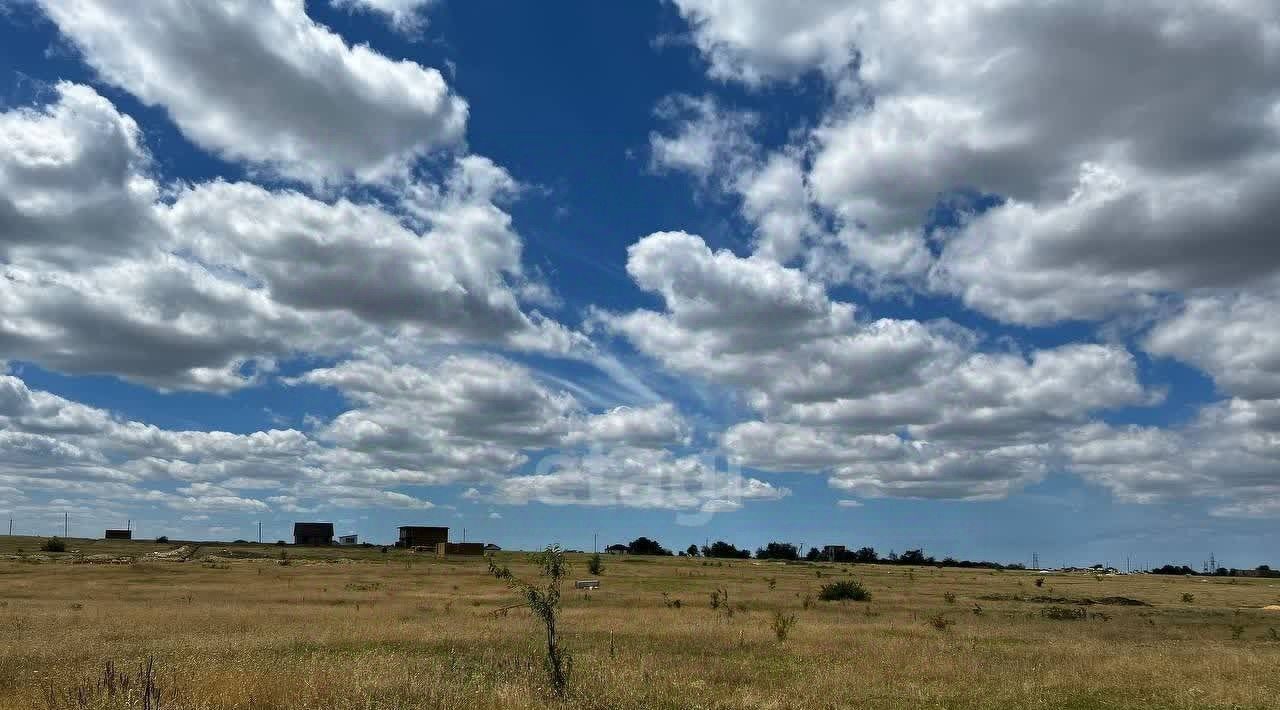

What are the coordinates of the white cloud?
(671, 1, 1280, 323)
(1144, 287, 1280, 401)
(0, 85, 576, 391)
(605, 231, 1150, 499)
(331, 0, 434, 32)
(0, 81, 160, 265)
(670, 0, 864, 85)
(565, 403, 691, 449)
(38, 0, 467, 184)
(490, 446, 787, 511)
(1064, 397, 1280, 516)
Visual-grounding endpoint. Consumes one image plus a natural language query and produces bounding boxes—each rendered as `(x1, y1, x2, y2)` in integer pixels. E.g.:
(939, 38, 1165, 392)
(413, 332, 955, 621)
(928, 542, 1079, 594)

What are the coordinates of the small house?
(293, 522, 334, 546)
(435, 542, 485, 557)
(398, 526, 448, 548)
(337, 534, 358, 545)
(104, 529, 132, 540)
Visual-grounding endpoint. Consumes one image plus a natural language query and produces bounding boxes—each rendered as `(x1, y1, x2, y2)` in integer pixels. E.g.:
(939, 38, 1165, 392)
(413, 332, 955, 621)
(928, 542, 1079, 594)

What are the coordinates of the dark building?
(293, 522, 334, 546)
(398, 526, 448, 548)
(605, 544, 629, 554)
(437, 542, 485, 556)
(822, 545, 846, 561)
(104, 529, 132, 540)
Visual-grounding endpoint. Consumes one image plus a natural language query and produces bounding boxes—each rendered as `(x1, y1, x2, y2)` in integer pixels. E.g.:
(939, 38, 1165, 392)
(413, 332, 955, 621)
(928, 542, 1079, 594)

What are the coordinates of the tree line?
(606, 537, 1026, 571)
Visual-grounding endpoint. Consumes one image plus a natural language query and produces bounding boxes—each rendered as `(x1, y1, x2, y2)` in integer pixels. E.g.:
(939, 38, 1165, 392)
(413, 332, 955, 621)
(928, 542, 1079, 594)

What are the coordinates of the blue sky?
(1, 1, 1278, 568)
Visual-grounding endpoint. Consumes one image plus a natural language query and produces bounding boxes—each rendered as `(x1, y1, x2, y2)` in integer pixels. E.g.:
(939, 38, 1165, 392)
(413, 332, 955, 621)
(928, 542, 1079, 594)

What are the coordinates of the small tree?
(686, 544, 700, 557)
(488, 546, 572, 697)
(587, 551, 604, 575)
(41, 537, 66, 553)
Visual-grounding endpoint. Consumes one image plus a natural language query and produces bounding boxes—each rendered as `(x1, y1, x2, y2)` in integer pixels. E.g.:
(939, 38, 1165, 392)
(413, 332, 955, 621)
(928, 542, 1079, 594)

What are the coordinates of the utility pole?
(1032, 552, 1039, 570)
(8, 518, 12, 535)
(258, 521, 262, 544)
(64, 512, 68, 538)
(462, 527, 466, 543)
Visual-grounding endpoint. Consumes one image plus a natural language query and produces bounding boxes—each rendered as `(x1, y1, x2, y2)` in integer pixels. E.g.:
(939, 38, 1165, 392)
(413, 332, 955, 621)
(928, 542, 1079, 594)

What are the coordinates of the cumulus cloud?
(38, 0, 467, 184)
(0, 81, 161, 265)
(331, 0, 435, 32)
(0, 85, 575, 391)
(603, 231, 1151, 499)
(1144, 287, 1280, 401)
(565, 403, 691, 449)
(670, 0, 864, 85)
(490, 446, 787, 511)
(671, 1, 1280, 323)
(1065, 397, 1280, 516)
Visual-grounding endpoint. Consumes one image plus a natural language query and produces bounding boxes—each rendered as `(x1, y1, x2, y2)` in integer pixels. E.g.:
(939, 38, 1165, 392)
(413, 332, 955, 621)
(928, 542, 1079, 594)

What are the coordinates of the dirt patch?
(1262, 605, 1280, 611)
(977, 594, 1150, 607)
(1094, 596, 1151, 607)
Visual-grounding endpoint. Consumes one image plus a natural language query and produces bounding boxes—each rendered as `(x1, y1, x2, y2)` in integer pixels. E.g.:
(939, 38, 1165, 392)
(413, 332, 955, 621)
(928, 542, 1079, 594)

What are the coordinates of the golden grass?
(1, 536, 1279, 709)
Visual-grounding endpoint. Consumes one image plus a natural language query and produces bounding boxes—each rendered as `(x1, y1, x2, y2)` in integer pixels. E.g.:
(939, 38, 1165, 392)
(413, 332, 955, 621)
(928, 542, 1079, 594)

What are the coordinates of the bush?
(45, 658, 160, 710)
(770, 610, 798, 642)
(1034, 577, 1045, 587)
(41, 537, 66, 553)
(943, 591, 957, 604)
(927, 613, 954, 631)
(587, 552, 604, 576)
(1041, 606, 1087, 621)
(818, 579, 870, 602)
(155, 536, 169, 544)
(1181, 593, 1196, 603)
(488, 546, 572, 697)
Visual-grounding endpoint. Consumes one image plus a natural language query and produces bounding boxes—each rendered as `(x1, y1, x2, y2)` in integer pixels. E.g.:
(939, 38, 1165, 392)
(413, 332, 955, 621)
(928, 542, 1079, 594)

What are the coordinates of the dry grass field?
(2, 536, 1279, 709)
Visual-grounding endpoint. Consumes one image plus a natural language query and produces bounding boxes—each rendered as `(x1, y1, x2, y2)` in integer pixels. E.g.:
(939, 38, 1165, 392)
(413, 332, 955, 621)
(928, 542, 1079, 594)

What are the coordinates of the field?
(2, 536, 1279, 709)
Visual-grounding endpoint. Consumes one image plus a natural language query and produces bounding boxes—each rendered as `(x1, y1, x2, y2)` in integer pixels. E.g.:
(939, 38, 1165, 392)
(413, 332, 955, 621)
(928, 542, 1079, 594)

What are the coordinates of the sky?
(0, 0, 1278, 569)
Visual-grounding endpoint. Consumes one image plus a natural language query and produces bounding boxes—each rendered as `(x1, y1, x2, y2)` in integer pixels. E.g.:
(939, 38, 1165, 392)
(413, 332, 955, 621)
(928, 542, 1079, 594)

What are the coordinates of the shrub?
(44, 658, 160, 710)
(1034, 577, 1045, 588)
(770, 610, 798, 642)
(587, 552, 604, 576)
(1041, 606, 1087, 621)
(1181, 593, 1196, 604)
(818, 579, 870, 602)
(943, 591, 957, 604)
(1230, 624, 1245, 640)
(927, 613, 953, 631)
(155, 536, 169, 544)
(488, 546, 572, 698)
(661, 593, 682, 609)
(801, 593, 814, 610)
(41, 537, 66, 553)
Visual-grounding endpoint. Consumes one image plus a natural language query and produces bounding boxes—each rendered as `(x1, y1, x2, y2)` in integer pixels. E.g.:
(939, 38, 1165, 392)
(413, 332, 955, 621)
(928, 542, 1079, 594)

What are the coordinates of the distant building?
(483, 543, 502, 552)
(822, 545, 846, 561)
(104, 529, 132, 540)
(293, 522, 334, 546)
(397, 526, 448, 548)
(337, 534, 358, 545)
(605, 544, 628, 554)
(436, 542, 485, 557)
